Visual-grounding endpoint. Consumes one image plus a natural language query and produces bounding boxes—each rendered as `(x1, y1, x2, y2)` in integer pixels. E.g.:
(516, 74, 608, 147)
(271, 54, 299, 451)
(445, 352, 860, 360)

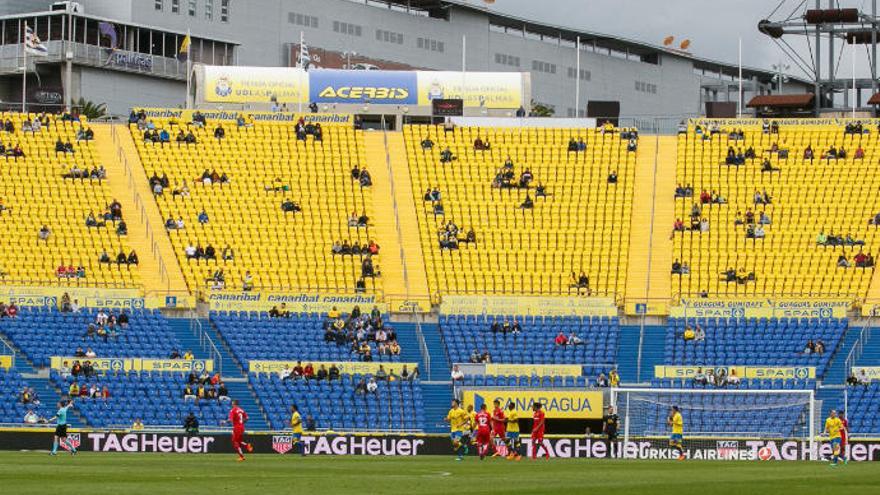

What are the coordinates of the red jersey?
(474, 411, 492, 433)
(840, 418, 849, 444)
(229, 406, 248, 428)
(532, 409, 546, 436)
(492, 407, 506, 434)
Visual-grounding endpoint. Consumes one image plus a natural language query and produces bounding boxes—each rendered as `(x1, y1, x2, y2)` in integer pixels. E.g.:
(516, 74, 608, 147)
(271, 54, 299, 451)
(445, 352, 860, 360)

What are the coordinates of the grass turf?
(0, 452, 876, 494)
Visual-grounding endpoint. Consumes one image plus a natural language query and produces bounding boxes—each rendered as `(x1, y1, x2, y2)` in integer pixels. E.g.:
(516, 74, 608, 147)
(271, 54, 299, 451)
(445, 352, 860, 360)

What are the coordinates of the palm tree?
(74, 98, 108, 120)
(529, 100, 555, 117)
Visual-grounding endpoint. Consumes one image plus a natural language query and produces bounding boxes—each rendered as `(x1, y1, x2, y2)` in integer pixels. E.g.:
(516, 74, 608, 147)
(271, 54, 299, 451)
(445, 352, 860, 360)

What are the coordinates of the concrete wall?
(77, 66, 184, 115)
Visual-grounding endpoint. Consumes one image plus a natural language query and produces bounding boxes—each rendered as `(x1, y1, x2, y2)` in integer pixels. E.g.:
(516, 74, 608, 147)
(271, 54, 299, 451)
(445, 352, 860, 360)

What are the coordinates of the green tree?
(74, 98, 108, 120)
(529, 100, 555, 117)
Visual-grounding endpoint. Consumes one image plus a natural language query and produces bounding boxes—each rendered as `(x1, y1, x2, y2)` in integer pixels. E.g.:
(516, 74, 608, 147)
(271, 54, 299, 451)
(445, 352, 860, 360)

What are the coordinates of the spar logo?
(62, 433, 81, 451)
(273, 435, 293, 454)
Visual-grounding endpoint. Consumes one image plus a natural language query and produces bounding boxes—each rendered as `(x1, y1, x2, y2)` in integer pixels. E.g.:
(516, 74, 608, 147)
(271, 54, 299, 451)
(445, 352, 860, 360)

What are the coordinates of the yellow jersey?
(670, 412, 683, 435)
(290, 411, 303, 434)
(825, 417, 842, 439)
(506, 410, 520, 433)
(446, 408, 470, 433)
(469, 411, 477, 431)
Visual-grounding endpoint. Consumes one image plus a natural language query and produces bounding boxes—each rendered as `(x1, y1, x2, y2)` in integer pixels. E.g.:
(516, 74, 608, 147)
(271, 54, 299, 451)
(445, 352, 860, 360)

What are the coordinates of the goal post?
(610, 387, 817, 460)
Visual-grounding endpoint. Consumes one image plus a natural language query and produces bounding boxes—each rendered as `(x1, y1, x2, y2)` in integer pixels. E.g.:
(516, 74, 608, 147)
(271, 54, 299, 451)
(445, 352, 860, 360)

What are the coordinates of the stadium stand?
(128, 114, 379, 295)
(440, 314, 618, 367)
(0, 112, 140, 287)
(211, 309, 402, 366)
(49, 369, 228, 428)
(0, 369, 50, 424)
(404, 125, 635, 300)
(0, 307, 180, 367)
(665, 317, 846, 378)
(845, 382, 880, 434)
(250, 371, 424, 431)
(674, 123, 878, 298)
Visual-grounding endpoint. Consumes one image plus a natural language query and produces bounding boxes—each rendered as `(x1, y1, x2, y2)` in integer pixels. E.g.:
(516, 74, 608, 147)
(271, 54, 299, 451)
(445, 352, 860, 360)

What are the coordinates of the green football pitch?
(0, 452, 876, 495)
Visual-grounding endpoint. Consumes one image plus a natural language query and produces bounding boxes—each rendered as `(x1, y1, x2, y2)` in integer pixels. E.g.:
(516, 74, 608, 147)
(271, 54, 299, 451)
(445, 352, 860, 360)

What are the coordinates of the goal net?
(610, 388, 817, 461)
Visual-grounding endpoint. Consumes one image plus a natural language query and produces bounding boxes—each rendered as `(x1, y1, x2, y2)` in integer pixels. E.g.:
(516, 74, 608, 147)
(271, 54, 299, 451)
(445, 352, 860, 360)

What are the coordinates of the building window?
(417, 37, 444, 52)
(531, 60, 556, 74)
(171, 0, 180, 13)
(495, 53, 520, 67)
(155, 0, 163, 11)
(333, 21, 362, 36)
(205, 0, 213, 20)
(220, 0, 229, 22)
(635, 81, 657, 94)
(188, 0, 196, 16)
(289, 13, 318, 28)
(567, 67, 591, 81)
(376, 29, 404, 44)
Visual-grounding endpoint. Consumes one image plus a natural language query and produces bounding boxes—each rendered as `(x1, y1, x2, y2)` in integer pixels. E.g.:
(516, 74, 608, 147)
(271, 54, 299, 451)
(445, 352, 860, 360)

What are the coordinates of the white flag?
(25, 25, 48, 56)
(298, 42, 311, 70)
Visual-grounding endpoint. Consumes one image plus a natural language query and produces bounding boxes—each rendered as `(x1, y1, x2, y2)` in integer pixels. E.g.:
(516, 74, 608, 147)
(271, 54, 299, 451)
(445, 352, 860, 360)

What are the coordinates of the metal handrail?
(190, 317, 222, 374)
(844, 320, 873, 375)
(414, 319, 430, 381)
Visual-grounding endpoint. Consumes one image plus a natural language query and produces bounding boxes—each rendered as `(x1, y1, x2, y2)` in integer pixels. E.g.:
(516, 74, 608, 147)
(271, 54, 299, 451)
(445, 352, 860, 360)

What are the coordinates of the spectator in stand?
(554, 332, 568, 346)
(366, 377, 378, 394)
(596, 373, 609, 387)
(450, 365, 464, 382)
(694, 324, 705, 341)
(183, 412, 199, 435)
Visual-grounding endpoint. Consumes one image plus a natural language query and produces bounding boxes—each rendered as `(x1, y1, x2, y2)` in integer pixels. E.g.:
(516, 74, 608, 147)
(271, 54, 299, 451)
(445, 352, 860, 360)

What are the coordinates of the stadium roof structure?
(746, 94, 815, 108)
(377, 0, 810, 86)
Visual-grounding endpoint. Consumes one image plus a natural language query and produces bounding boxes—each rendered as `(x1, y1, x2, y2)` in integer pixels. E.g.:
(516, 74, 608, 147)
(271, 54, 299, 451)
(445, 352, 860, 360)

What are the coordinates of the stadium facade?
(0, 0, 811, 116)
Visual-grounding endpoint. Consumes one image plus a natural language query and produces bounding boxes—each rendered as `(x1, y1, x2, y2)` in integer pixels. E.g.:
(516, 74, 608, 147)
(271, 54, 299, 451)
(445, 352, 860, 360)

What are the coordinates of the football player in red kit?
(474, 403, 493, 460)
(229, 399, 254, 461)
(491, 399, 508, 457)
(839, 412, 849, 464)
(531, 402, 549, 460)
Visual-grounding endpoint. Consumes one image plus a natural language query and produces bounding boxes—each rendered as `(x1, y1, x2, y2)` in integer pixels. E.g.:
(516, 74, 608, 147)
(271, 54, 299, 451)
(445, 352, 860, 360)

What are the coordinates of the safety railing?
(191, 317, 222, 374)
(110, 124, 171, 291)
(844, 321, 873, 377)
(414, 319, 430, 381)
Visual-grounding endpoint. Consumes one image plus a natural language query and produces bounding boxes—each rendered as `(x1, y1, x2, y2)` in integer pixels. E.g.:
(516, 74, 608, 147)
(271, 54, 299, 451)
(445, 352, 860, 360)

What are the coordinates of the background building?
(0, 0, 810, 116)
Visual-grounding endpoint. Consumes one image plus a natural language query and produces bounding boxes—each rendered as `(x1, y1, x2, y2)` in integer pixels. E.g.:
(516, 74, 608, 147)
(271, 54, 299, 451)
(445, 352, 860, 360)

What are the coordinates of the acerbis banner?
(309, 69, 416, 105)
(197, 65, 526, 109)
(1, 431, 879, 461)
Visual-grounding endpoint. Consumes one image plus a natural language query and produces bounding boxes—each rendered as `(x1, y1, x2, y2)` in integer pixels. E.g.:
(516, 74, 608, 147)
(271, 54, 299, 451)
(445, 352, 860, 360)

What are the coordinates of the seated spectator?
(183, 412, 199, 435)
(213, 125, 226, 140)
(116, 220, 128, 236)
(671, 259, 683, 275)
(855, 146, 865, 159)
(838, 252, 851, 268)
(127, 251, 139, 265)
(439, 147, 456, 163)
(596, 373, 609, 387)
(802, 340, 815, 354)
(198, 210, 209, 224)
(520, 194, 534, 209)
(38, 225, 51, 242)
(567, 333, 583, 346)
(683, 326, 695, 341)
(366, 377, 378, 394)
(694, 324, 705, 341)
(554, 332, 568, 346)
(693, 368, 708, 386)
(607, 170, 618, 184)
(421, 138, 434, 150)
